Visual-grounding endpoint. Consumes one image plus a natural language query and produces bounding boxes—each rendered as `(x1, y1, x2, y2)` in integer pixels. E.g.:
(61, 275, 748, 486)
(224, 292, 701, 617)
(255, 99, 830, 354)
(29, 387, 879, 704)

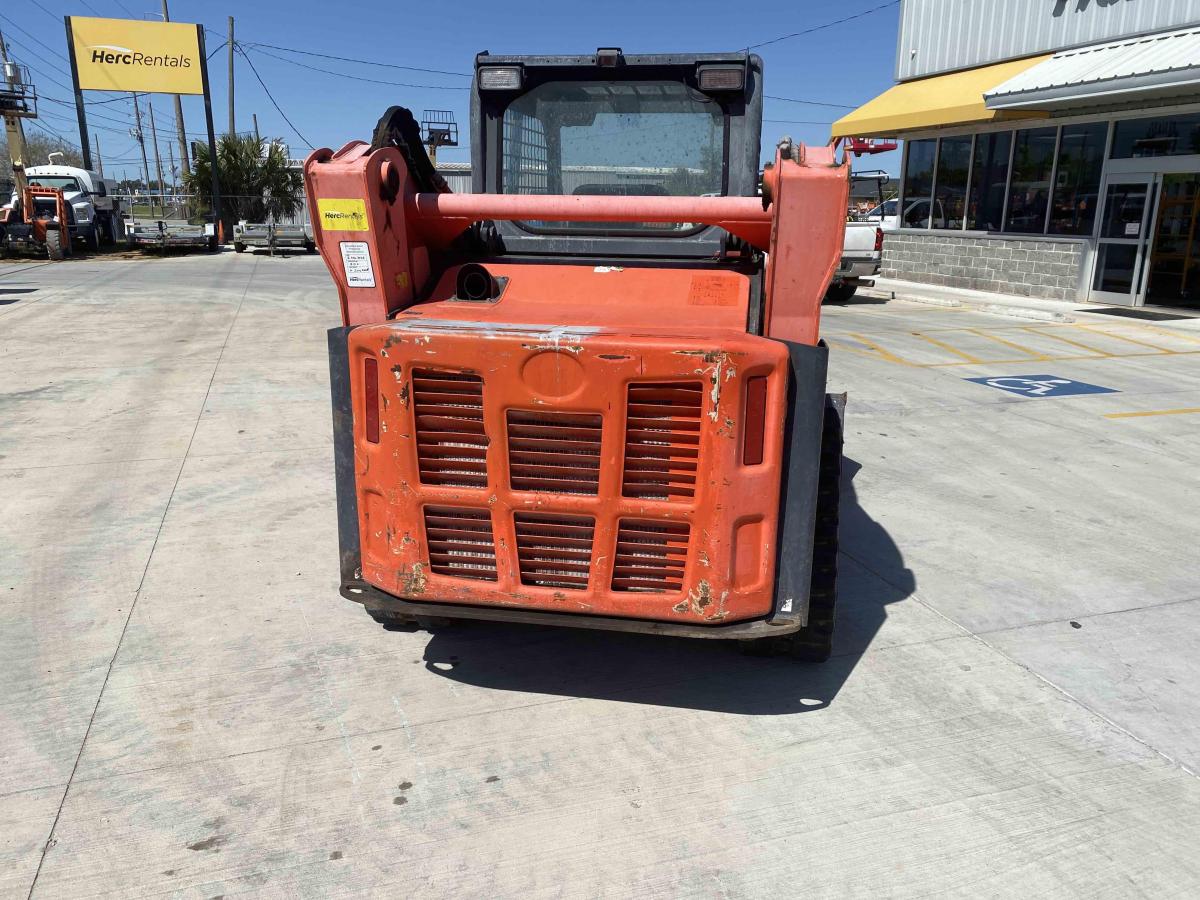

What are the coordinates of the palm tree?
(184, 134, 303, 236)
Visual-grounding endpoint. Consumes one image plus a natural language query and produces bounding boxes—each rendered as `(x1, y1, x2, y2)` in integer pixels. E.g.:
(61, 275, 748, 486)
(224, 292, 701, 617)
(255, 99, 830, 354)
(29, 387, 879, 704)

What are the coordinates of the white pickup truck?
(827, 221, 883, 303)
(826, 171, 889, 303)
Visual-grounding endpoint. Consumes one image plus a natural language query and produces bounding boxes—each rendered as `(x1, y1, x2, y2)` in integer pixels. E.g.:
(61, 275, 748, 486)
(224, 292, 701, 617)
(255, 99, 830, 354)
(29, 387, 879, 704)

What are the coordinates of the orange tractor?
(304, 49, 849, 659)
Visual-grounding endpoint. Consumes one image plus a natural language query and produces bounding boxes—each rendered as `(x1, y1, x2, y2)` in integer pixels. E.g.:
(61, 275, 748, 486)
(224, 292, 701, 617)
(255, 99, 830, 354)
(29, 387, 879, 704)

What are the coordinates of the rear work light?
(697, 65, 745, 93)
(742, 376, 768, 466)
(363, 357, 380, 444)
(478, 66, 523, 90)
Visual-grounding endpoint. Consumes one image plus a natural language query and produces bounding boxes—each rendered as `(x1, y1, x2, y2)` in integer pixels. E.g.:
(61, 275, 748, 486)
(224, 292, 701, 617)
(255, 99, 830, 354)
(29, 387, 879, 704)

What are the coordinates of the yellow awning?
(831, 56, 1051, 138)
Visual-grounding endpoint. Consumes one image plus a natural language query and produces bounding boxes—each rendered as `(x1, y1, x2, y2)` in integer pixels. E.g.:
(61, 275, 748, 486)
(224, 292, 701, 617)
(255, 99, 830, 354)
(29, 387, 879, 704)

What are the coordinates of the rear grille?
(622, 382, 702, 500)
(506, 410, 602, 495)
(514, 512, 595, 590)
(422, 506, 497, 581)
(612, 519, 690, 593)
(412, 370, 488, 488)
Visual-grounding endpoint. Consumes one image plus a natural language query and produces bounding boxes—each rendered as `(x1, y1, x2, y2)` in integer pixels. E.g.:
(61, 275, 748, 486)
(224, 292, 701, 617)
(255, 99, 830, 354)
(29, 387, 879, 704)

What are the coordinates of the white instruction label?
(339, 241, 376, 288)
(1124, 222, 1139, 236)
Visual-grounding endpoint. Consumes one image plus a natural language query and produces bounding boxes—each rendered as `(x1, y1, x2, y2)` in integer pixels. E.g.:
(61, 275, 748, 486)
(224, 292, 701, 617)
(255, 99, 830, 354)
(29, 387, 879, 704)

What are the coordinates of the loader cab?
(470, 48, 763, 259)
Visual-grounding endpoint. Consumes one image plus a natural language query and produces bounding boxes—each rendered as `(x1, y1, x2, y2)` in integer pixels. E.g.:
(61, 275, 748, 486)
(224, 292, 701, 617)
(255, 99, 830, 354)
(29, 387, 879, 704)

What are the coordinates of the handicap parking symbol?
(965, 375, 1119, 398)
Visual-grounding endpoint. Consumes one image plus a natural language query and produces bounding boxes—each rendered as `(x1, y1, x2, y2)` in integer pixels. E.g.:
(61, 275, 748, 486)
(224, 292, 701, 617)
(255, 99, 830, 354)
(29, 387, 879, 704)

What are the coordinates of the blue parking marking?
(965, 375, 1119, 398)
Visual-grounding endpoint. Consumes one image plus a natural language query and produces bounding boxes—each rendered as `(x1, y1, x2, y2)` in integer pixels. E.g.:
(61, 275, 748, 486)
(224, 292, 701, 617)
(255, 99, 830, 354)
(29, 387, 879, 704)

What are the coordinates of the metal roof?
(985, 25, 1200, 109)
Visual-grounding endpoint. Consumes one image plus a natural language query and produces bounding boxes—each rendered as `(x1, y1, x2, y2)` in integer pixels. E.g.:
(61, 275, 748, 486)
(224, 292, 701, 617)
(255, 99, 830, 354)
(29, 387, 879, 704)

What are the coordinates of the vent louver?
(622, 382, 702, 500)
(514, 512, 595, 590)
(612, 519, 690, 593)
(422, 506, 497, 582)
(506, 410, 602, 495)
(412, 370, 488, 488)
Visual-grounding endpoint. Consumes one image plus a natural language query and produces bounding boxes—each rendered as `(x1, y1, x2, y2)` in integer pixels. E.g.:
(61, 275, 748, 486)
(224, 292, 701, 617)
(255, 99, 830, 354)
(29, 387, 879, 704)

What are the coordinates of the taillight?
(363, 357, 380, 444)
(874, 227, 884, 252)
(742, 376, 768, 466)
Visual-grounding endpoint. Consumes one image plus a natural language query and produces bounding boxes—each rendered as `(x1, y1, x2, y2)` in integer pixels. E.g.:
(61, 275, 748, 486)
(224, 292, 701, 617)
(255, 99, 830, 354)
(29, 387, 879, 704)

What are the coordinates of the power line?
(0, 11, 71, 69)
(25, 117, 80, 149)
(765, 95, 855, 109)
(242, 43, 468, 91)
(748, 0, 900, 50)
(235, 43, 313, 149)
(27, 0, 60, 24)
(240, 40, 470, 78)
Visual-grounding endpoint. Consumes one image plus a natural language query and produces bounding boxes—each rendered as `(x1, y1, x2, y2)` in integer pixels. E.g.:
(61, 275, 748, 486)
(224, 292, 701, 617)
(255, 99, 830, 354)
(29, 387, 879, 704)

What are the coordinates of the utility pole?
(167, 139, 176, 200)
(227, 16, 235, 135)
(93, 135, 103, 176)
(131, 92, 153, 219)
(148, 98, 166, 218)
(161, 0, 189, 178)
(252, 113, 260, 144)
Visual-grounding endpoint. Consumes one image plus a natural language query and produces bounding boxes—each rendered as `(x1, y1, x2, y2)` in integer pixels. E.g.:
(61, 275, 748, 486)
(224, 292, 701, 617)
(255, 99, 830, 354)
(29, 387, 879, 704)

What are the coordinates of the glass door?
(1144, 173, 1200, 308)
(1090, 173, 1158, 306)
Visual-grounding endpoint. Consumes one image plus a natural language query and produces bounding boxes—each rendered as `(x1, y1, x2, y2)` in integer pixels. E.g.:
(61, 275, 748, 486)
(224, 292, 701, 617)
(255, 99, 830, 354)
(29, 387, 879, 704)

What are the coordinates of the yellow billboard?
(69, 16, 203, 95)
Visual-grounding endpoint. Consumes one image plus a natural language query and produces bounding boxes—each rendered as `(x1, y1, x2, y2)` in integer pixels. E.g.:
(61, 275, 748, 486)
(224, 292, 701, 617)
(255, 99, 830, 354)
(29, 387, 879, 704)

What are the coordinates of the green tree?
(1, 132, 84, 183)
(183, 134, 303, 234)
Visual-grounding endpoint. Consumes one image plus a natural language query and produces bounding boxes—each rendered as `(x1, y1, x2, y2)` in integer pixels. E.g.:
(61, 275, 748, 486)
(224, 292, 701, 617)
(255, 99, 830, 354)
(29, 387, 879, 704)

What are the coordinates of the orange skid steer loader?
(304, 49, 849, 659)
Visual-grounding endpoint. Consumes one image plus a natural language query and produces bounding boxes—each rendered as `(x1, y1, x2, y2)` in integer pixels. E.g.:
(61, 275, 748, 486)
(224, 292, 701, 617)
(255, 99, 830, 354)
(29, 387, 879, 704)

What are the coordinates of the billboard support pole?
(196, 24, 223, 239)
(63, 17, 93, 169)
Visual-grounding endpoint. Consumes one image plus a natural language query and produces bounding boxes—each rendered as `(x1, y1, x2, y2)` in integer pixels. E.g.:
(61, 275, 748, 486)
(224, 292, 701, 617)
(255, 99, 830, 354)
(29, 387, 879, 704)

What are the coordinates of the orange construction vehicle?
(304, 49, 849, 659)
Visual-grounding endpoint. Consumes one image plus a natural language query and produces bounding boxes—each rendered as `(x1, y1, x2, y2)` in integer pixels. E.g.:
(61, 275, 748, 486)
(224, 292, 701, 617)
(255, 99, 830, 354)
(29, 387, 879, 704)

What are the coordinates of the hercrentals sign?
(69, 16, 203, 94)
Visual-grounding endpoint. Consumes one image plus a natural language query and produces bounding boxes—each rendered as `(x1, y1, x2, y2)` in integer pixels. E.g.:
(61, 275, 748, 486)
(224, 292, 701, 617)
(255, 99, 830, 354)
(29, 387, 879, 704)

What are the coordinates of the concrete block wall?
(880, 231, 1087, 301)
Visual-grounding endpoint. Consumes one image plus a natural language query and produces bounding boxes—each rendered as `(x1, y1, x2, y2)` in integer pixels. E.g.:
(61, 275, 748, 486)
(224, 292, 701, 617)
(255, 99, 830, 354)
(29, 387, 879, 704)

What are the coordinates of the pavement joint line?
(841, 543, 1200, 782)
(974, 594, 1200, 638)
(53, 618, 965, 793)
(0, 262, 52, 279)
(0, 444, 333, 473)
(1001, 402, 1194, 464)
(0, 261, 142, 321)
(60, 694, 583, 791)
(24, 257, 261, 900)
(1104, 407, 1200, 419)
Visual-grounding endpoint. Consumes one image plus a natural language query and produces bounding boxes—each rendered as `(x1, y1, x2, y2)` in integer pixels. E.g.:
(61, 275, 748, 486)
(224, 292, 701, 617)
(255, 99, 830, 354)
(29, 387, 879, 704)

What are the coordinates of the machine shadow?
(422, 456, 915, 715)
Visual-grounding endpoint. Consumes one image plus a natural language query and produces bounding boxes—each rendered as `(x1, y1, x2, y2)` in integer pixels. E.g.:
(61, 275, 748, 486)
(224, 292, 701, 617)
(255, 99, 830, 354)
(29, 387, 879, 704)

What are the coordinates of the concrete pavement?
(2, 253, 1199, 897)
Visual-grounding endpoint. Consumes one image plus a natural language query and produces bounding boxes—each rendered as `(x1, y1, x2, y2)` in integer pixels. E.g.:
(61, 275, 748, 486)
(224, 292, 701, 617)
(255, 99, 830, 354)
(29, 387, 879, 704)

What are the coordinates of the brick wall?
(880, 231, 1087, 301)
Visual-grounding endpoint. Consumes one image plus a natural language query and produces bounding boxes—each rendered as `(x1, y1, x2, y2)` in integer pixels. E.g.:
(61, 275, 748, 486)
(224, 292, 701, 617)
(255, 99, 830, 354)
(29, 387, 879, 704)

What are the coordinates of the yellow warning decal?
(318, 198, 368, 231)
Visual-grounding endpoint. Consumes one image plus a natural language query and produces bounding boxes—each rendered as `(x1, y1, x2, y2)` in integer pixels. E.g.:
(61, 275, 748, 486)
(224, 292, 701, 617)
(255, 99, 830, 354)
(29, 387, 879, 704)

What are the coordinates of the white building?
(834, 0, 1200, 309)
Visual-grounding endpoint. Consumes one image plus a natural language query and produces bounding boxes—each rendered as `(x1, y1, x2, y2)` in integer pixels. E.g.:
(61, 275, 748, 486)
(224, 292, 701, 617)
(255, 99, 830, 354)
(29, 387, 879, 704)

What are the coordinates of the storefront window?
(1049, 122, 1107, 236)
(967, 132, 1010, 232)
(901, 139, 936, 228)
(1112, 113, 1200, 158)
(1005, 127, 1058, 234)
(934, 136, 971, 229)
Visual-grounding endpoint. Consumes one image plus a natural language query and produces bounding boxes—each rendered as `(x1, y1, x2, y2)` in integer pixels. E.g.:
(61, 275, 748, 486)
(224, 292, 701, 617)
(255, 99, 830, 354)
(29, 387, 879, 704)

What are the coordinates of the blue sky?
(1, 0, 902, 180)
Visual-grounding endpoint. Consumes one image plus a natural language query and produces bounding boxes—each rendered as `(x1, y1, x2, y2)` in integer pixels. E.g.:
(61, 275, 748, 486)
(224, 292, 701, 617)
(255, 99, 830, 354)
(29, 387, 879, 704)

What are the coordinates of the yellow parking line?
(1104, 407, 1200, 419)
(1073, 324, 1173, 352)
(1123, 322, 1200, 344)
(967, 328, 1050, 359)
(912, 332, 983, 362)
(1027, 327, 1113, 356)
(922, 349, 1200, 367)
(839, 334, 921, 367)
